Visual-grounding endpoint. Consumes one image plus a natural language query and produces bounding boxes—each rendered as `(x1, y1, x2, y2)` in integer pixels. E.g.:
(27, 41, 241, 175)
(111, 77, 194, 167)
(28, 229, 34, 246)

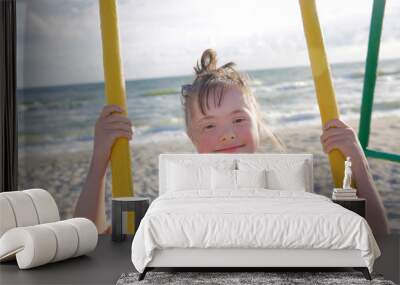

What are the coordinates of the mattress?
(131, 189, 380, 273)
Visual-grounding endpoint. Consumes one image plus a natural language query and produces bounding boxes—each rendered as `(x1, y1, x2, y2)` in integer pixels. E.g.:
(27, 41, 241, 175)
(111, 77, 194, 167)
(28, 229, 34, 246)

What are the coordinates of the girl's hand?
(321, 119, 390, 236)
(93, 104, 134, 164)
(320, 118, 367, 165)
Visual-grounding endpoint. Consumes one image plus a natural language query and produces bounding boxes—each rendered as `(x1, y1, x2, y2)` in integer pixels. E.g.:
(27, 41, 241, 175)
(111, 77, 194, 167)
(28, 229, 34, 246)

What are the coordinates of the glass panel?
(16, 0, 105, 220)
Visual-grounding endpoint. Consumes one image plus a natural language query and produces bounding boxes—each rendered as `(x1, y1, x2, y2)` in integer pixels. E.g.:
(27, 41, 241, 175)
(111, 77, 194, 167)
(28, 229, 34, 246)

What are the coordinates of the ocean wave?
(248, 79, 263, 87)
(344, 69, 400, 79)
(133, 129, 189, 144)
(278, 112, 319, 123)
(373, 100, 400, 111)
(140, 88, 180, 97)
(271, 80, 313, 92)
(17, 99, 89, 112)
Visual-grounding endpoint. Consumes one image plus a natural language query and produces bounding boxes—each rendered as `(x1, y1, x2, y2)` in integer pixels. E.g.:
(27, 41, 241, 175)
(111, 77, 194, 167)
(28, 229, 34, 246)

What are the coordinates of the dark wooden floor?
(0, 235, 135, 285)
(0, 234, 398, 284)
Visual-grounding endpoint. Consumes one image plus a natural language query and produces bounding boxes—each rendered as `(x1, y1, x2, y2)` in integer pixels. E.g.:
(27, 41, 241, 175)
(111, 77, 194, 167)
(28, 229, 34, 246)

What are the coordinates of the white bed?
(131, 153, 380, 280)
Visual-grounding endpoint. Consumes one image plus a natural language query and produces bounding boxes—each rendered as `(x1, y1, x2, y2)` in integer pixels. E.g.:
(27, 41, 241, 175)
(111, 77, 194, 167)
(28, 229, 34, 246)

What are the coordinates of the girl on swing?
(74, 49, 390, 236)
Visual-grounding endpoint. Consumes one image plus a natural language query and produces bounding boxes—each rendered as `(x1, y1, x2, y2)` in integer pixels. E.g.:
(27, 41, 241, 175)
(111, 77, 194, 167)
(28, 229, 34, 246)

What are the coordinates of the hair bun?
(194, 49, 217, 75)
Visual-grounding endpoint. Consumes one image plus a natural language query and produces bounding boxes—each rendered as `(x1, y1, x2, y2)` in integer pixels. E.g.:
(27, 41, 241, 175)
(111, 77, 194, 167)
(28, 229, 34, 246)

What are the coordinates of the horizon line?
(17, 57, 400, 91)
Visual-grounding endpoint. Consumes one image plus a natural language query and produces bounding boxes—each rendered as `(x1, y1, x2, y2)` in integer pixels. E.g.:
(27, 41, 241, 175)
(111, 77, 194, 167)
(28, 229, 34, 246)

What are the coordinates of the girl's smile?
(214, 143, 247, 153)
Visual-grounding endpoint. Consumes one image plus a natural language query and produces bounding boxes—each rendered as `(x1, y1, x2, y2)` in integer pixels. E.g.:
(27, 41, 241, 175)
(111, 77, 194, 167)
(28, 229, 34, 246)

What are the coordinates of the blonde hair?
(181, 48, 286, 152)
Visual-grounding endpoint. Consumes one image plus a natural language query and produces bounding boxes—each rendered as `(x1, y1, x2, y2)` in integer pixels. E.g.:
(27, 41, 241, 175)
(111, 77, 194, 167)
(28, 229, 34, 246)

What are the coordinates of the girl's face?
(188, 86, 260, 153)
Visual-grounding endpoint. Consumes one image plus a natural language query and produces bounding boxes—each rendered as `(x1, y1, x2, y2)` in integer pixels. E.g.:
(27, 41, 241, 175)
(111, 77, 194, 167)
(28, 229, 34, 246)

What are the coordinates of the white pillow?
(167, 162, 212, 192)
(211, 168, 237, 191)
(237, 159, 307, 191)
(236, 169, 268, 189)
(267, 162, 306, 191)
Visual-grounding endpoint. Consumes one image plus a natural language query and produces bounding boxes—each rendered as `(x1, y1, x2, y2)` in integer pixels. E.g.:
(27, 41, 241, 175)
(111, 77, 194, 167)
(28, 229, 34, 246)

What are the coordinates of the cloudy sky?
(16, 0, 400, 88)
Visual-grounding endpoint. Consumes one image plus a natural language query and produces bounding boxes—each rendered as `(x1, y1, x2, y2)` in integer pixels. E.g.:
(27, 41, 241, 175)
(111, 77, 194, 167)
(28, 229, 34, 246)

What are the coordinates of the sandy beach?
(18, 115, 400, 233)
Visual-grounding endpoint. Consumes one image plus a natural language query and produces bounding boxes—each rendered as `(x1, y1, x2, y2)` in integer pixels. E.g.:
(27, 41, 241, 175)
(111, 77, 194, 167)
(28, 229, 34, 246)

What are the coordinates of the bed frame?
(138, 154, 372, 281)
(141, 248, 371, 280)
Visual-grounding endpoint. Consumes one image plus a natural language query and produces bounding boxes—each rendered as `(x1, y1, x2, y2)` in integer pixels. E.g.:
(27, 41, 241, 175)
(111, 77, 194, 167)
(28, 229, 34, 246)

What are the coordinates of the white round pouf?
(42, 220, 79, 262)
(0, 192, 39, 227)
(0, 226, 57, 269)
(0, 196, 17, 237)
(23, 189, 60, 224)
(64, 218, 98, 257)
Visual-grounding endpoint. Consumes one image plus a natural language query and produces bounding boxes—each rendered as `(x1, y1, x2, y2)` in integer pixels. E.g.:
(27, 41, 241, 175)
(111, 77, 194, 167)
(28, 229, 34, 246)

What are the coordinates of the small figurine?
(342, 157, 352, 190)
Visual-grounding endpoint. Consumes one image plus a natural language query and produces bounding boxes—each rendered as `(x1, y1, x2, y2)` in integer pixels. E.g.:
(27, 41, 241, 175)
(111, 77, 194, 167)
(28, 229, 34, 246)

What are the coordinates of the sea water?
(17, 58, 400, 156)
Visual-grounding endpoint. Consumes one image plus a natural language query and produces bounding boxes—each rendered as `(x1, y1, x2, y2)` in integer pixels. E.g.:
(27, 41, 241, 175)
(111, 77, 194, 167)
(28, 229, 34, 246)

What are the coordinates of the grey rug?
(116, 271, 396, 285)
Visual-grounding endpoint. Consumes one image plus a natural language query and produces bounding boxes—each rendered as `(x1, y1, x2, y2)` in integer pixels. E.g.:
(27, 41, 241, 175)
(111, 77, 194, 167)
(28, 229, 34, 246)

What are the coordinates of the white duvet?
(131, 190, 380, 273)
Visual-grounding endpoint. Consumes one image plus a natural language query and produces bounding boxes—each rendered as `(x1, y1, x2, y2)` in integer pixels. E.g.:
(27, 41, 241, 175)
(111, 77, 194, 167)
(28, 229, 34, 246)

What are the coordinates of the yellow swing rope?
(299, 0, 354, 189)
(99, 0, 135, 234)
